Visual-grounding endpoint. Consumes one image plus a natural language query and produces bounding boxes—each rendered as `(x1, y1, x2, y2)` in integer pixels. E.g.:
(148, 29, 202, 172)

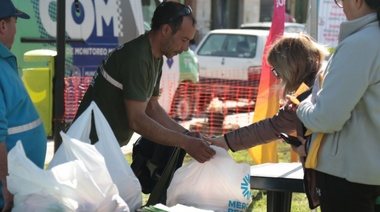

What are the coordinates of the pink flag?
(249, 0, 285, 164)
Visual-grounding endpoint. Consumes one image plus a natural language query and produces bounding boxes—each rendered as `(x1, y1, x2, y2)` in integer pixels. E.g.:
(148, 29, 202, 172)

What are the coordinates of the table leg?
(267, 191, 292, 212)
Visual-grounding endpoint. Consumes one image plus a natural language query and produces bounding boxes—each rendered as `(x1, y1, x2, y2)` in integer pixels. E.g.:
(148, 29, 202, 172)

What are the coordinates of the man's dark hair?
(150, 1, 196, 34)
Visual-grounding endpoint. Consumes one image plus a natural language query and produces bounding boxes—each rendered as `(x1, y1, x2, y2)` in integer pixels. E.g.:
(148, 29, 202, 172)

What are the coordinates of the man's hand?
(182, 136, 216, 163)
(204, 136, 229, 151)
(186, 131, 202, 139)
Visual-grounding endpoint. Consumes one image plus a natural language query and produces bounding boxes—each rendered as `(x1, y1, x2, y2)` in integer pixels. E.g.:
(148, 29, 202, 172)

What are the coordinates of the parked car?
(194, 29, 269, 112)
(240, 22, 305, 33)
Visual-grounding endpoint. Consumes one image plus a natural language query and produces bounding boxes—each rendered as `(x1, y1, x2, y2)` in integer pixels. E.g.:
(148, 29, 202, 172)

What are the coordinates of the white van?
(194, 29, 269, 112)
(240, 22, 306, 33)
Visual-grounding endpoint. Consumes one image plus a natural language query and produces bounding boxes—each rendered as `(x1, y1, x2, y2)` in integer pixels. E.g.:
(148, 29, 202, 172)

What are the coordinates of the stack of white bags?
(6, 101, 253, 211)
(7, 102, 142, 212)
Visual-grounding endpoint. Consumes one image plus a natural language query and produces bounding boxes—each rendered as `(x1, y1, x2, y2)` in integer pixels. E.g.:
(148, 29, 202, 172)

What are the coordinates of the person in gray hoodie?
(295, 0, 380, 211)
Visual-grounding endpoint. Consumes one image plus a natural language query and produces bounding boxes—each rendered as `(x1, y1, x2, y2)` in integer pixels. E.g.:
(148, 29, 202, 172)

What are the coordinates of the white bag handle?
(64, 102, 142, 211)
(65, 101, 99, 143)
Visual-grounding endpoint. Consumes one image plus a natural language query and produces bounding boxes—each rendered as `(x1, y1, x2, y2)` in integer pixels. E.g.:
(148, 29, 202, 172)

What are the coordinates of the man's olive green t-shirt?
(75, 33, 163, 146)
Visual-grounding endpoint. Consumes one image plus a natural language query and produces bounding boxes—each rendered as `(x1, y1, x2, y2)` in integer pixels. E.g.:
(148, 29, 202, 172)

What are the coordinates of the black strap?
(297, 87, 313, 102)
(297, 87, 313, 137)
(146, 147, 182, 206)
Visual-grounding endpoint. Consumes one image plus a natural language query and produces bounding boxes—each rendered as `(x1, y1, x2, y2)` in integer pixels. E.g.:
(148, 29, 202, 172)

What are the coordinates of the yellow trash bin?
(22, 49, 57, 137)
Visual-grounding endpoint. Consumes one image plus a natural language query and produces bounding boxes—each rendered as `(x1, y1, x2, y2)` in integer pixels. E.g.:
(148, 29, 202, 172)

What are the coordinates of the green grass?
(126, 141, 321, 212)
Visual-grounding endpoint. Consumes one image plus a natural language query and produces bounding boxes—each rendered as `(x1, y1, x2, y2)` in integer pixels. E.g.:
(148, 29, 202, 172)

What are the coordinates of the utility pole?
(53, 0, 66, 152)
(307, 0, 318, 40)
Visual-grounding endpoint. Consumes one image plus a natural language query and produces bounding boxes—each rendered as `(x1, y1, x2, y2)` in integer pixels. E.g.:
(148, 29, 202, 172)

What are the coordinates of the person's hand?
(2, 184, 13, 212)
(186, 131, 202, 139)
(285, 95, 299, 112)
(183, 136, 216, 163)
(203, 136, 229, 151)
(290, 136, 307, 157)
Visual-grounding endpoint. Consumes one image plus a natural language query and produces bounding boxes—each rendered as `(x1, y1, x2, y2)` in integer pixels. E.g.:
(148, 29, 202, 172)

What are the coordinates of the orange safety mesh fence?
(189, 82, 258, 136)
(64, 71, 261, 136)
(64, 76, 92, 122)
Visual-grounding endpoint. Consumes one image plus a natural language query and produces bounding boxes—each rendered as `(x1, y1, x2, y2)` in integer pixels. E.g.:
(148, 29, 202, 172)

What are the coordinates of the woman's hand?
(285, 95, 299, 112)
(291, 136, 307, 157)
(203, 136, 229, 151)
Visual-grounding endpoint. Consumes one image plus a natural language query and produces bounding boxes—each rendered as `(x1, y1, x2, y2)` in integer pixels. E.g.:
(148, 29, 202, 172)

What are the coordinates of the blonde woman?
(206, 34, 329, 153)
(205, 34, 329, 209)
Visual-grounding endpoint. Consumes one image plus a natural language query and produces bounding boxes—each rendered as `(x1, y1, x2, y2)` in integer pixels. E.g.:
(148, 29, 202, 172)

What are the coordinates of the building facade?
(183, 0, 308, 44)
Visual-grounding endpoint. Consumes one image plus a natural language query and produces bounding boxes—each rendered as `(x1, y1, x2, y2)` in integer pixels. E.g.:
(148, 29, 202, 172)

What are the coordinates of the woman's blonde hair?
(267, 34, 329, 97)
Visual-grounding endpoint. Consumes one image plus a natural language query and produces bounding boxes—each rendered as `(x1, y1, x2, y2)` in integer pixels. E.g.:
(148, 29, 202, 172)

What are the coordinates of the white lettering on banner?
(94, 0, 122, 37)
(73, 47, 115, 56)
(104, 44, 124, 65)
(276, 0, 286, 8)
(39, 0, 56, 37)
(39, 0, 122, 40)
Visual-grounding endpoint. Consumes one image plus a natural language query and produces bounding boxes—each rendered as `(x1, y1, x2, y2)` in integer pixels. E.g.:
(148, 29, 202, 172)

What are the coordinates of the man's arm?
(124, 99, 215, 163)
(0, 142, 13, 211)
(145, 96, 187, 132)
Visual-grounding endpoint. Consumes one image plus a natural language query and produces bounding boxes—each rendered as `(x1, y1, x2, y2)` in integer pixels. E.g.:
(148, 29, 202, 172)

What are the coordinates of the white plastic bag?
(166, 146, 252, 211)
(48, 102, 142, 211)
(7, 140, 129, 212)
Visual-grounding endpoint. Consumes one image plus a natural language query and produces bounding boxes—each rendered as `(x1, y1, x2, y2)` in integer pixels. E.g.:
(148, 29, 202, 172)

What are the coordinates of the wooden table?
(250, 162, 304, 212)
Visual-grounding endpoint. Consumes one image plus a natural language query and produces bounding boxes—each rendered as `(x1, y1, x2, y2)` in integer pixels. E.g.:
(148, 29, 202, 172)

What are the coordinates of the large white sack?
(167, 146, 252, 212)
(8, 140, 129, 212)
